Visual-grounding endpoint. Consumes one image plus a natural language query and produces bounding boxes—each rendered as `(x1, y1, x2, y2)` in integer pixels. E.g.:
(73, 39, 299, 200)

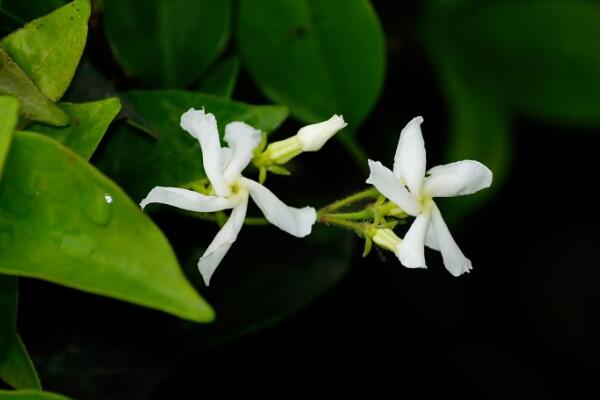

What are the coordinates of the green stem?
(318, 215, 367, 232)
(319, 209, 374, 221)
(319, 187, 379, 213)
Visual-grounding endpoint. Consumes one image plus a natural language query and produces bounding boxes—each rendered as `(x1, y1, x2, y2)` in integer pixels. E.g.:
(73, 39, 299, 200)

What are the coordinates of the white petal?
(180, 108, 229, 197)
(243, 178, 316, 237)
(425, 222, 440, 251)
(393, 116, 426, 197)
(198, 198, 248, 286)
(397, 212, 430, 269)
(429, 202, 472, 276)
(366, 160, 420, 216)
(424, 160, 493, 198)
(223, 121, 262, 183)
(140, 186, 235, 212)
(220, 148, 233, 171)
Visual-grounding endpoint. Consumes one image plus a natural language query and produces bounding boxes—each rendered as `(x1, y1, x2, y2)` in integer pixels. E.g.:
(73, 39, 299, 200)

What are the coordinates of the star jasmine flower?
(140, 109, 317, 285)
(366, 116, 493, 276)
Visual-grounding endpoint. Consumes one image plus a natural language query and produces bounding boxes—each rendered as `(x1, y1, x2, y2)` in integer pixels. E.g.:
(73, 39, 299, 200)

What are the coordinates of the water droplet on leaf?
(82, 188, 114, 226)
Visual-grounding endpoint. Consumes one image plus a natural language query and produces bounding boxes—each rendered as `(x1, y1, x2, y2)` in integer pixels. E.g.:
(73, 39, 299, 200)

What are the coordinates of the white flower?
(366, 116, 492, 276)
(140, 109, 317, 285)
(296, 115, 347, 151)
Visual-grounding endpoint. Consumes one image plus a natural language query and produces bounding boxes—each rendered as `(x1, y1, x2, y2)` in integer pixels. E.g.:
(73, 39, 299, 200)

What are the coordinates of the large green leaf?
(237, 0, 385, 129)
(0, 334, 40, 390)
(422, 5, 511, 223)
(196, 55, 239, 98)
(0, 391, 70, 400)
(181, 226, 354, 346)
(449, 1, 600, 125)
(28, 98, 121, 160)
(97, 90, 288, 199)
(0, 96, 18, 173)
(0, 131, 214, 322)
(103, 0, 231, 88)
(0, 0, 90, 102)
(0, 49, 68, 126)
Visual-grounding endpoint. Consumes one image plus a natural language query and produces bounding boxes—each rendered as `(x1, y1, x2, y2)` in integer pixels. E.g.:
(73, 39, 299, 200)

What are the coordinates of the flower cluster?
(140, 110, 492, 285)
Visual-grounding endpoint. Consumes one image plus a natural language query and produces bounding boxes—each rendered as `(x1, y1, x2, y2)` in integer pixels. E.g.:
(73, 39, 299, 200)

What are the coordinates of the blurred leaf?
(0, 390, 70, 400)
(237, 0, 385, 130)
(103, 0, 231, 88)
(423, 5, 512, 223)
(0, 131, 214, 322)
(451, 1, 600, 125)
(0, 96, 18, 173)
(171, 223, 354, 346)
(28, 98, 121, 159)
(0, 0, 67, 22)
(65, 62, 157, 139)
(0, 276, 38, 390)
(0, 275, 17, 359)
(196, 55, 239, 98)
(97, 90, 288, 199)
(0, 49, 68, 126)
(0, 0, 90, 102)
(0, 334, 40, 390)
(437, 78, 511, 224)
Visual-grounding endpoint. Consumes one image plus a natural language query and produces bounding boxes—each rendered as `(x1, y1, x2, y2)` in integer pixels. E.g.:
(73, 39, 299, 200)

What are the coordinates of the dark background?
(8, 1, 600, 398)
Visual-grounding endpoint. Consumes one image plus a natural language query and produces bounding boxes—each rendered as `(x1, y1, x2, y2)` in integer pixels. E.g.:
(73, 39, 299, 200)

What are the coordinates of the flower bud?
(296, 115, 347, 152)
(372, 228, 402, 254)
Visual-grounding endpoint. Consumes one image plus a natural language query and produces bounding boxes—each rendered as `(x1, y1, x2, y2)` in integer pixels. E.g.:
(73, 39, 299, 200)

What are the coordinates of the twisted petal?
(140, 187, 235, 212)
(223, 121, 262, 183)
(198, 198, 249, 286)
(424, 160, 493, 198)
(180, 108, 229, 197)
(429, 202, 472, 276)
(397, 212, 430, 269)
(243, 178, 316, 237)
(393, 116, 426, 197)
(366, 160, 420, 216)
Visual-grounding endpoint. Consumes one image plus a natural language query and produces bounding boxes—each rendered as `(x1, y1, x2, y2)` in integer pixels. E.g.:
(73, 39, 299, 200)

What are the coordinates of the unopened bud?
(372, 228, 402, 254)
(296, 115, 347, 151)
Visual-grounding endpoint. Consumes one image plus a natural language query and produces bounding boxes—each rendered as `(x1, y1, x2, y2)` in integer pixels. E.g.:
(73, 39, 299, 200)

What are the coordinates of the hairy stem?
(319, 187, 379, 213)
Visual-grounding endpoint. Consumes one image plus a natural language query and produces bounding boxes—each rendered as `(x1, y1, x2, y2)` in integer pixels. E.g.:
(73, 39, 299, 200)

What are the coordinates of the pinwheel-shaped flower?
(141, 109, 317, 285)
(366, 117, 492, 276)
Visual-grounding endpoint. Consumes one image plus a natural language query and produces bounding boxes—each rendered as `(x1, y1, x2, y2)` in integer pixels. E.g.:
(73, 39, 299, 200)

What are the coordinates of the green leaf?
(0, 334, 40, 390)
(0, 49, 68, 126)
(0, 131, 214, 322)
(96, 90, 288, 199)
(423, 5, 511, 223)
(175, 225, 353, 346)
(0, 390, 71, 400)
(449, 1, 600, 125)
(438, 77, 511, 224)
(0, 275, 39, 390)
(28, 98, 121, 160)
(0, 275, 17, 359)
(103, 0, 232, 88)
(237, 0, 385, 129)
(0, 0, 90, 102)
(0, 95, 18, 174)
(196, 55, 240, 98)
